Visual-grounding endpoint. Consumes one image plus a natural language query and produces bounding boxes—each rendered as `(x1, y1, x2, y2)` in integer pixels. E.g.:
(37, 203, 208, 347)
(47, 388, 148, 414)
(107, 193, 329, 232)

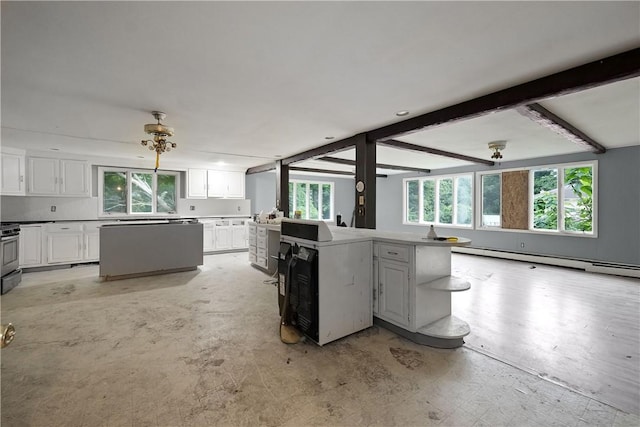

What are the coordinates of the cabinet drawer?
(257, 235, 267, 249)
(231, 219, 246, 226)
(45, 223, 83, 233)
(248, 225, 257, 235)
(249, 252, 257, 263)
(378, 244, 409, 263)
(249, 245, 257, 255)
(214, 220, 230, 226)
(257, 247, 267, 259)
(256, 256, 268, 269)
(249, 234, 257, 246)
(257, 227, 267, 237)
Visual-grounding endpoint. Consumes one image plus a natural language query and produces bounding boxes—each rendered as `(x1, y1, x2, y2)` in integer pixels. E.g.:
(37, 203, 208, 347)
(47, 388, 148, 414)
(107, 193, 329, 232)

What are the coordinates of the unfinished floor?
(1, 252, 638, 426)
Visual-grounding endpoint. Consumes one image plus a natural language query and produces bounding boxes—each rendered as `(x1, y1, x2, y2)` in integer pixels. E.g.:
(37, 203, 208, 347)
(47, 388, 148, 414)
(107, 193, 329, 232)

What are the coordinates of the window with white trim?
(531, 162, 596, 234)
(288, 180, 334, 221)
(99, 167, 179, 216)
(403, 174, 473, 227)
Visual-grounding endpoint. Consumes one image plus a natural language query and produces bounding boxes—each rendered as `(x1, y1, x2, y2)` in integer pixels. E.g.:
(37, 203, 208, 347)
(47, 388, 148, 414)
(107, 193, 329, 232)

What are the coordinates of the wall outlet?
(520, 242, 525, 248)
(237, 205, 241, 212)
(189, 205, 195, 211)
(50, 205, 56, 212)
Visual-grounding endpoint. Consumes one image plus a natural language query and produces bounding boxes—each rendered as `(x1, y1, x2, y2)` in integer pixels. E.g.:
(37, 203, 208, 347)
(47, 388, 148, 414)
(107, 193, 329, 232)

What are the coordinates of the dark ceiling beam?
(319, 156, 431, 173)
(290, 166, 387, 178)
(245, 162, 276, 175)
(515, 103, 606, 154)
(368, 48, 640, 142)
(281, 134, 362, 166)
(379, 139, 495, 166)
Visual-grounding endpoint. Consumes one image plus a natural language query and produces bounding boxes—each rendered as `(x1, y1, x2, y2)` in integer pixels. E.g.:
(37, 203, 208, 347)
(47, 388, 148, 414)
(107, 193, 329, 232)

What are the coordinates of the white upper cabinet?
(187, 168, 208, 199)
(1, 149, 26, 195)
(60, 159, 90, 196)
(207, 170, 245, 198)
(27, 157, 90, 196)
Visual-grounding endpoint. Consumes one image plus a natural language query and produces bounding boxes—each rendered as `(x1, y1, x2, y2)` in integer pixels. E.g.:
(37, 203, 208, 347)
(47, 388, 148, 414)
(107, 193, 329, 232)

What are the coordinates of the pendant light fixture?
(141, 111, 176, 171)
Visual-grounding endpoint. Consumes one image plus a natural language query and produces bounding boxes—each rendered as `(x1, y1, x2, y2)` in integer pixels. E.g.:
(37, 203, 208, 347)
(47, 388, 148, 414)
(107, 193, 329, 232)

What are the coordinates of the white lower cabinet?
(215, 224, 232, 250)
(378, 259, 410, 327)
(202, 218, 249, 253)
(44, 222, 105, 264)
(19, 225, 43, 267)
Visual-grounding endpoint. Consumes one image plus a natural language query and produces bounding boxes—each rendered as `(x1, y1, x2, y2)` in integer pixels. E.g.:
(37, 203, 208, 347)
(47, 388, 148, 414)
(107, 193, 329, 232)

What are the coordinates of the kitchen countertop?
(9, 215, 251, 225)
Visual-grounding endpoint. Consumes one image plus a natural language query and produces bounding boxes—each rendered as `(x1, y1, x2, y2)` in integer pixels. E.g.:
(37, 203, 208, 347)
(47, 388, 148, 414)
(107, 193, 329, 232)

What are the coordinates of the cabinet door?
(226, 171, 245, 198)
(379, 260, 410, 327)
(187, 169, 208, 199)
(215, 226, 232, 250)
(203, 223, 216, 252)
(232, 225, 247, 248)
(19, 226, 42, 267)
(372, 257, 379, 315)
(84, 232, 100, 261)
(1, 152, 25, 195)
(207, 170, 227, 197)
(60, 159, 90, 196)
(28, 157, 59, 195)
(47, 233, 83, 263)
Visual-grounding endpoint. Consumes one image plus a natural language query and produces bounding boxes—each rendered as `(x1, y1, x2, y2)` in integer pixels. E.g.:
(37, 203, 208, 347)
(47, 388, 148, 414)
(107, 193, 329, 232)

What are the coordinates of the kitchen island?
(99, 221, 203, 281)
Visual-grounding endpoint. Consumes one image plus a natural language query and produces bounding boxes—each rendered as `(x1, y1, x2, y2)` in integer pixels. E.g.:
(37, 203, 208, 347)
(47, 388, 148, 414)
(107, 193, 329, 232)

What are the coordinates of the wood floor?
(451, 253, 640, 415)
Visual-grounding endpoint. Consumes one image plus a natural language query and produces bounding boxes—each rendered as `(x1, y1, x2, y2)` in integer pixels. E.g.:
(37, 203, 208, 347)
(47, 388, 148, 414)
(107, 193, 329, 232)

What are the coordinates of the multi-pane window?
(288, 180, 334, 221)
(531, 164, 595, 234)
(404, 174, 473, 227)
(99, 167, 178, 216)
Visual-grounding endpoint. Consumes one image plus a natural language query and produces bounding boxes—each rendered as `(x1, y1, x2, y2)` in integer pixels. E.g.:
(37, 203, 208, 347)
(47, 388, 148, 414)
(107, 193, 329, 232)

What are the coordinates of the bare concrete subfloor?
(1, 253, 638, 426)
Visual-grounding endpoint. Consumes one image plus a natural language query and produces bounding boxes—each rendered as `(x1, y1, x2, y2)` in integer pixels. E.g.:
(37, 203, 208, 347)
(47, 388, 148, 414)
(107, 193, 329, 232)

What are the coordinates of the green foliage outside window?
(456, 176, 472, 225)
(157, 174, 177, 213)
(289, 181, 333, 220)
(406, 180, 419, 222)
(131, 172, 153, 213)
(438, 178, 453, 224)
(103, 171, 127, 213)
(482, 174, 501, 216)
(422, 180, 435, 222)
(564, 166, 593, 232)
(533, 169, 558, 230)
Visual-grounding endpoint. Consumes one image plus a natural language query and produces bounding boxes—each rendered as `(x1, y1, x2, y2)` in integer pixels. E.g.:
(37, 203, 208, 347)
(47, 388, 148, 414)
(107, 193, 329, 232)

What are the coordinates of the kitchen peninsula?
(276, 220, 472, 348)
(99, 220, 203, 281)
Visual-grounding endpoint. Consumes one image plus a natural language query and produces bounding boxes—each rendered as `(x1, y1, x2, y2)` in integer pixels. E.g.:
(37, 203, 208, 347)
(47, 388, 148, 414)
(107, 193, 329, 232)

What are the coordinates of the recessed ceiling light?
(137, 156, 144, 159)
(216, 161, 226, 166)
(325, 136, 334, 140)
(50, 148, 60, 151)
(395, 110, 409, 117)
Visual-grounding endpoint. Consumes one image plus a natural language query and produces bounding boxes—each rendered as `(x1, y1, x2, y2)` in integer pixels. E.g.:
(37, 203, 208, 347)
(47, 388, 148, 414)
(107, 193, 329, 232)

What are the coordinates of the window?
(531, 163, 595, 234)
(481, 173, 501, 227)
(404, 174, 473, 227)
(289, 180, 334, 221)
(99, 167, 178, 216)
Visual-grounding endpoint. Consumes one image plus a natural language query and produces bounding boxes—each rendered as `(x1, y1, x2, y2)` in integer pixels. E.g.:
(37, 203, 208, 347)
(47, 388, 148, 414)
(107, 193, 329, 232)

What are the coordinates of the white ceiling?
(2, 1, 639, 173)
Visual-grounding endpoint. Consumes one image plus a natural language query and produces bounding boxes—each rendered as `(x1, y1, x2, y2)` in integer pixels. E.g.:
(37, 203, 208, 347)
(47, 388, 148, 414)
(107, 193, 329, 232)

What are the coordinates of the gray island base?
(99, 222, 204, 281)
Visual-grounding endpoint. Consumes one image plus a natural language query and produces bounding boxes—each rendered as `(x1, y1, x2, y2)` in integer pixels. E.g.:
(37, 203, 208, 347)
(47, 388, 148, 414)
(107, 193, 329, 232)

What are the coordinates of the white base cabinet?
(248, 222, 280, 274)
(19, 225, 43, 267)
(373, 242, 471, 348)
(202, 218, 249, 253)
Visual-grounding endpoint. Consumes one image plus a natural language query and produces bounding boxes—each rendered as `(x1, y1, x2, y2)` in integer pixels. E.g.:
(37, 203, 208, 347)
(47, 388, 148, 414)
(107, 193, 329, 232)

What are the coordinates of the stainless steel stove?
(1, 223, 22, 294)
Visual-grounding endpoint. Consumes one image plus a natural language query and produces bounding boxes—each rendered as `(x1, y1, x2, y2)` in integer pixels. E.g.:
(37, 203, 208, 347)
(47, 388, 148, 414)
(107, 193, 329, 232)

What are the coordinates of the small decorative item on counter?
(427, 224, 438, 239)
(294, 210, 302, 219)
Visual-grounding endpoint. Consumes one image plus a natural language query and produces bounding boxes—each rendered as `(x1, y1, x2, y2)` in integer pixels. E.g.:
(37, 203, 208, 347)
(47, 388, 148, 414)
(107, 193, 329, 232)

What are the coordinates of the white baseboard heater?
(452, 246, 640, 279)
